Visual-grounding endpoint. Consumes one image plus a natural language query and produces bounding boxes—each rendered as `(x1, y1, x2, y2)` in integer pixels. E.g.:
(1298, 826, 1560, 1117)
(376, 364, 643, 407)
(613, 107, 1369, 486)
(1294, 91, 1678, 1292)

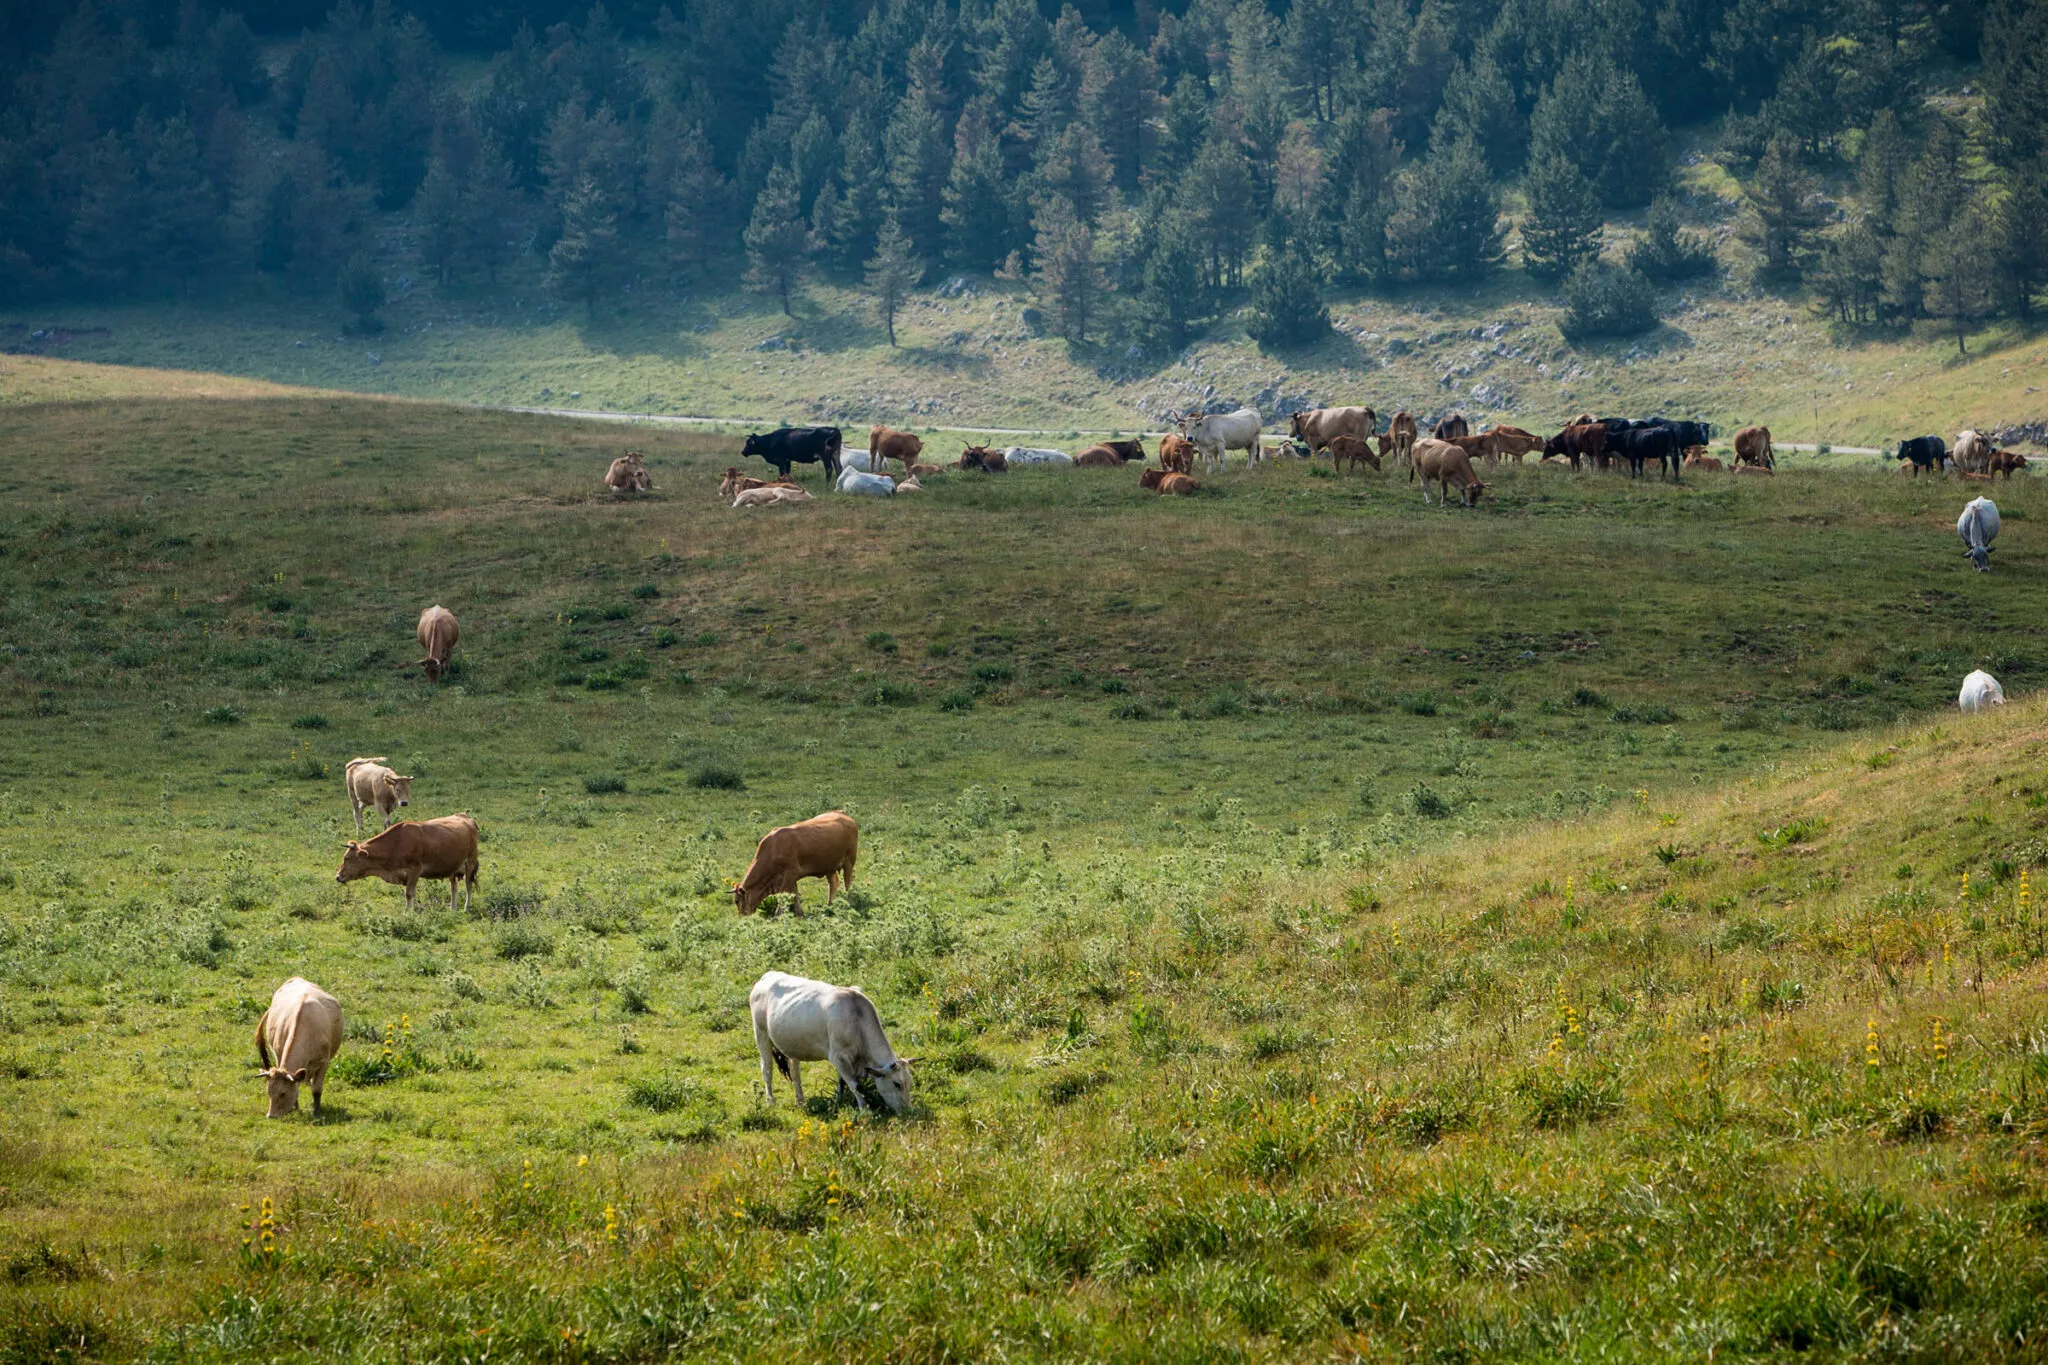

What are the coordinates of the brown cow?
(1157, 433, 1195, 474)
(1732, 464, 1774, 478)
(957, 445, 1007, 472)
(733, 811, 859, 917)
(1073, 445, 1125, 468)
(1433, 412, 1470, 440)
(904, 462, 944, 478)
(1544, 423, 1607, 472)
(1487, 426, 1541, 463)
(1411, 438, 1487, 506)
(604, 451, 651, 493)
(720, 468, 799, 499)
(1139, 467, 1168, 489)
(1446, 432, 1500, 467)
(1681, 447, 1724, 472)
(1098, 439, 1146, 462)
(869, 425, 923, 468)
(336, 813, 479, 913)
(1157, 472, 1199, 495)
(1377, 433, 1400, 466)
(1992, 449, 2030, 479)
(1328, 434, 1379, 473)
(1288, 407, 1377, 461)
(1389, 411, 1418, 466)
(416, 606, 458, 684)
(1733, 425, 1774, 470)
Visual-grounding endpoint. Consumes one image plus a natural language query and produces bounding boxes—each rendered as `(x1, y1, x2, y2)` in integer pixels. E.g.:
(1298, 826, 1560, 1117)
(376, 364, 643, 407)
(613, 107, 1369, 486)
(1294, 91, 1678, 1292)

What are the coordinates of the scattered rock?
(754, 335, 788, 352)
(1383, 337, 1411, 357)
(366, 352, 381, 365)
(294, 340, 307, 348)
(569, 391, 581, 400)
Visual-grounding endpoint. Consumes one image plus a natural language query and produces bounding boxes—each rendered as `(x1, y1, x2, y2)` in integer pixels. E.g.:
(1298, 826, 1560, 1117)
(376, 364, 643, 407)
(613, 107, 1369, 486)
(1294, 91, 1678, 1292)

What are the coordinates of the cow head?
(1459, 479, 1488, 507)
(336, 841, 375, 884)
(258, 1065, 311, 1117)
(388, 774, 413, 809)
(731, 878, 767, 916)
(420, 656, 445, 684)
(866, 1057, 915, 1113)
(1289, 411, 1310, 439)
(741, 433, 766, 458)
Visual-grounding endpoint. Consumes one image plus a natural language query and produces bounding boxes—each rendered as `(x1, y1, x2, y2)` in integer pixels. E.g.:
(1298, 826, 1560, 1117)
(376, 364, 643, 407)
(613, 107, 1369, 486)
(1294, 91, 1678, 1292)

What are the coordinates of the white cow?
(1179, 408, 1263, 473)
(255, 977, 344, 1118)
(750, 970, 914, 1113)
(836, 468, 897, 496)
(732, 485, 814, 508)
(1958, 496, 2000, 571)
(837, 449, 888, 473)
(1959, 669, 2007, 712)
(1954, 429, 1992, 475)
(343, 757, 412, 833)
(1002, 447, 1074, 466)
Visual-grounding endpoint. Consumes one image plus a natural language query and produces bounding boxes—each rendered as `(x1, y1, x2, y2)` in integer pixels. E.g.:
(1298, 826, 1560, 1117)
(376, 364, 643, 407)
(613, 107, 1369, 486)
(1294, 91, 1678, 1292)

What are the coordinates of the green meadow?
(6, 382, 2048, 1359)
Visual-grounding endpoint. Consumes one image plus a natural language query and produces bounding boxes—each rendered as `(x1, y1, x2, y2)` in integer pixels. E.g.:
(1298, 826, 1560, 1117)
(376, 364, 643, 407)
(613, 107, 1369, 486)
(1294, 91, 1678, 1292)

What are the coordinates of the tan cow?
(604, 452, 651, 493)
(1139, 467, 1168, 490)
(1288, 407, 1377, 461)
(344, 757, 412, 833)
(1733, 425, 1775, 470)
(1157, 472, 1200, 495)
(416, 606, 458, 684)
(1445, 432, 1500, 467)
(733, 811, 859, 917)
(869, 425, 923, 469)
(1389, 412, 1418, 466)
(1411, 438, 1487, 506)
(1157, 433, 1195, 474)
(255, 976, 343, 1118)
(1954, 429, 1992, 474)
(732, 485, 814, 508)
(336, 813, 479, 913)
(1487, 426, 1541, 462)
(1328, 434, 1379, 472)
(904, 462, 944, 479)
(720, 468, 798, 499)
(1681, 447, 1724, 472)
(1732, 464, 1774, 477)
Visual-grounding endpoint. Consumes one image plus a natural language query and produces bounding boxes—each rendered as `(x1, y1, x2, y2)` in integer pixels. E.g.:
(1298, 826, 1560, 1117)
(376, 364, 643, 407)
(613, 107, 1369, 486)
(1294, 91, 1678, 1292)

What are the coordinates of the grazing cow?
(1486, 425, 1541, 462)
(750, 970, 914, 1113)
(1157, 472, 1200, 495)
(1682, 447, 1724, 472)
(255, 977, 343, 1119)
(344, 757, 412, 833)
(732, 811, 858, 917)
(720, 468, 799, 499)
(604, 451, 651, 493)
(957, 445, 1007, 472)
(1377, 433, 1400, 466)
(1432, 412, 1470, 440)
(1992, 449, 2029, 479)
(1733, 425, 1775, 471)
(1073, 445, 1125, 468)
(732, 485, 814, 507)
(1959, 669, 2007, 712)
(1446, 432, 1500, 467)
(836, 468, 897, 497)
(416, 606, 458, 684)
(1157, 433, 1195, 474)
(1958, 496, 2000, 571)
(1896, 435, 1947, 475)
(336, 813, 480, 913)
(1389, 411, 1418, 466)
(1004, 447, 1074, 466)
(1288, 406, 1377, 461)
(742, 427, 843, 482)
(1732, 464, 1774, 477)
(869, 425, 923, 470)
(1610, 425, 1681, 480)
(1411, 438, 1487, 506)
(1178, 408, 1263, 473)
(1328, 434, 1379, 472)
(1139, 467, 1168, 489)
(1954, 429, 1992, 475)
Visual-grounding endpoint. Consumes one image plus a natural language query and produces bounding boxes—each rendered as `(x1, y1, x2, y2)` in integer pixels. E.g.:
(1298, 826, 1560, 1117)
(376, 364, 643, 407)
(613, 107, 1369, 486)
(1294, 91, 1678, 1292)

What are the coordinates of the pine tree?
(1245, 243, 1330, 349)
(1995, 157, 2048, 320)
(548, 171, 624, 319)
(1561, 260, 1658, 339)
(1318, 104, 1401, 284)
(1593, 73, 1668, 208)
(1030, 195, 1101, 343)
(1921, 202, 1995, 353)
(864, 213, 923, 346)
(338, 251, 386, 332)
(663, 122, 731, 281)
(415, 151, 465, 284)
(1809, 221, 1885, 325)
(1627, 197, 1718, 282)
(1521, 152, 1602, 281)
(1429, 50, 1523, 176)
(1857, 108, 1909, 226)
(1181, 130, 1258, 289)
(464, 147, 519, 284)
(1742, 133, 1824, 278)
(1135, 212, 1205, 350)
(1385, 135, 1505, 283)
(66, 131, 144, 294)
(885, 83, 951, 258)
(1081, 27, 1155, 189)
(1983, 0, 2048, 170)
(743, 164, 810, 316)
(141, 116, 220, 292)
(825, 121, 889, 274)
(1034, 124, 1114, 225)
(942, 131, 1016, 272)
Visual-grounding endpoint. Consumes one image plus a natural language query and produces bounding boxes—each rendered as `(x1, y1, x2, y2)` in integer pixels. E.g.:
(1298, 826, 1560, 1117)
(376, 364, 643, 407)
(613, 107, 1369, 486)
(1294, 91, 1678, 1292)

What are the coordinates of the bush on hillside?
(1561, 261, 1658, 340)
(1244, 245, 1330, 349)
(1627, 197, 1718, 282)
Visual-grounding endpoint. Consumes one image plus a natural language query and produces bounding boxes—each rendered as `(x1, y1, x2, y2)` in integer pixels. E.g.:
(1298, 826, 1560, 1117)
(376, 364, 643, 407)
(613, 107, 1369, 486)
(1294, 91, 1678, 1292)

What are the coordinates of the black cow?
(1610, 425, 1680, 480)
(1897, 435, 1947, 475)
(1433, 412, 1471, 440)
(1651, 417, 1712, 448)
(741, 426, 843, 482)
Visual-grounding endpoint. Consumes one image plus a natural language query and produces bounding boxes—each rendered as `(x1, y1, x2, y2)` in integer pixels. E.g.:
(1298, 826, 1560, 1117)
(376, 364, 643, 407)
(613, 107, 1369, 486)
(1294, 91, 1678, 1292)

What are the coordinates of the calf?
(1486, 426, 1541, 463)
(750, 970, 914, 1113)
(1733, 425, 1775, 471)
(416, 606, 458, 684)
(1389, 411, 1418, 465)
(1157, 472, 1200, 495)
(604, 452, 651, 493)
(732, 485, 814, 507)
(1992, 449, 2029, 479)
(1328, 434, 1378, 472)
(255, 977, 343, 1118)
(1731, 464, 1773, 477)
(720, 468, 798, 499)
(1157, 433, 1195, 474)
(344, 757, 412, 833)
(1139, 467, 1168, 490)
(1446, 432, 1499, 467)
(1681, 447, 1723, 472)
(336, 813, 479, 913)
(733, 811, 859, 916)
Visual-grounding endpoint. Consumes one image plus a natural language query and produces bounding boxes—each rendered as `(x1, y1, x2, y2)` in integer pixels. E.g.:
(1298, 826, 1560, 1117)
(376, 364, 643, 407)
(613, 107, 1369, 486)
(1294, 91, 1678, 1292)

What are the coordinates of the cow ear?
(290, 1068, 309, 1082)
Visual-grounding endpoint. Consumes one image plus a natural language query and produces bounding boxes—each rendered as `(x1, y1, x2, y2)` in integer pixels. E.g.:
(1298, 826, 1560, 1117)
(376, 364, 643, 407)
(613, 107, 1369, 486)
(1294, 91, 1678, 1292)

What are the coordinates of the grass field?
(6, 388, 2048, 1359)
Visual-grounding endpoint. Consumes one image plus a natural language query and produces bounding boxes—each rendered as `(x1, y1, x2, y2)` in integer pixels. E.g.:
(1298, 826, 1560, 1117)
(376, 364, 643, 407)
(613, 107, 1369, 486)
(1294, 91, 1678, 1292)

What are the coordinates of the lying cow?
(1289, 406, 1376, 461)
(1682, 447, 1723, 472)
(1411, 438, 1486, 506)
(344, 757, 412, 833)
(1732, 464, 1774, 477)
(604, 451, 651, 493)
(750, 970, 914, 1113)
(733, 811, 859, 916)
(733, 485, 815, 507)
(1157, 433, 1195, 474)
(1139, 467, 1168, 490)
(416, 605, 458, 684)
(895, 476, 923, 493)
(1959, 669, 2006, 712)
(1072, 444, 1126, 468)
(957, 445, 1007, 472)
(742, 426, 843, 482)
(1896, 435, 1946, 475)
(869, 425, 923, 470)
(720, 468, 799, 499)
(1099, 439, 1146, 462)
(904, 462, 944, 478)
(837, 468, 897, 496)
(1157, 472, 1199, 495)
(255, 977, 343, 1119)
(336, 813, 479, 913)
(1328, 433, 1378, 472)
(1004, 447, 1074, 466)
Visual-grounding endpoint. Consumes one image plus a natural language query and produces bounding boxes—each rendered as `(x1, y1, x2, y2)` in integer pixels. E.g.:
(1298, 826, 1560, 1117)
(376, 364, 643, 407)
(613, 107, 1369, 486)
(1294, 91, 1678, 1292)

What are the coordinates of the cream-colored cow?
(255, 977, 344, 1118)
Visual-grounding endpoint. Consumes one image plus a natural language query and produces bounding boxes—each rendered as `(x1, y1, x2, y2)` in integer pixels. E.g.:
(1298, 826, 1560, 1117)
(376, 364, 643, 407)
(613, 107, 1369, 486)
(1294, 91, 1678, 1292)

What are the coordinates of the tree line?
(0, 0, 2040, 354)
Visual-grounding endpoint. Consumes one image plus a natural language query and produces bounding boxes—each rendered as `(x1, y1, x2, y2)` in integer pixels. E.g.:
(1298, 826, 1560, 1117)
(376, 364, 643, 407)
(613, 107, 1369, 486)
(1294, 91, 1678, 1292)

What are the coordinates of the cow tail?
(771, 1045, 792, 1080)
(255, 1012, 272, 1069)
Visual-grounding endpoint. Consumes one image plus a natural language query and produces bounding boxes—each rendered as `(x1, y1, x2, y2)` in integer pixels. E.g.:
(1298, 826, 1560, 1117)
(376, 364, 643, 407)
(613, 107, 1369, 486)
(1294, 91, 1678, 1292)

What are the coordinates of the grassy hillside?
(6, 393, 2048, 1358)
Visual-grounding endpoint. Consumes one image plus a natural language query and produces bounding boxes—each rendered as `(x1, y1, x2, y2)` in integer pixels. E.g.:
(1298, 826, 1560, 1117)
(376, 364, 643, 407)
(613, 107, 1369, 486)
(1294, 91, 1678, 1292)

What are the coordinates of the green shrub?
(290, 714, 328, 730)
(441, 971, 484, 1001)
(631, 583, 660, 599)
(1410, 784, 1452, 819)
(201, 705, 243, 725)
(583, 773, 626, 794)
(494, 922, 554, 960)
(865, 631, 898, 653)
(939, 690, 976, 712)
(689, 763, 744, 790)
(1561, 260, 1658, 340)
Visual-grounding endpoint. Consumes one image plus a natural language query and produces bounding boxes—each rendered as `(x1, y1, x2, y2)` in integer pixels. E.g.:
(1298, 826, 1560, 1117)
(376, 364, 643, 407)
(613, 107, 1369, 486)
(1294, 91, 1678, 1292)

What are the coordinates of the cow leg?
(788, 887, 803, 919)
(352, 797, 363, 834)
(828, 1052, 872, 1111)
(825, 871, 838, 904)
(404, 873, 417, 911)
(787, 1058, 804, 1108)
(755, 1029, 778, 1103)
